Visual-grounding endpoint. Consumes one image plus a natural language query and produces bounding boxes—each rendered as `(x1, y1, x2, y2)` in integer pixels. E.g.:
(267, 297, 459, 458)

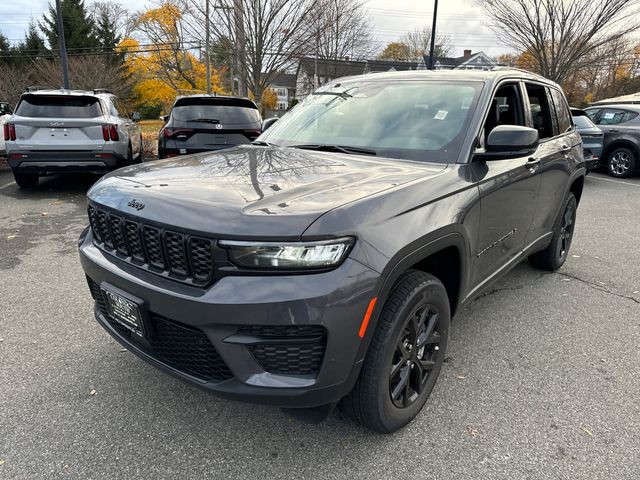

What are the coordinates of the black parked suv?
(79, 69, 585, 433)
(158, 95, 262, 158)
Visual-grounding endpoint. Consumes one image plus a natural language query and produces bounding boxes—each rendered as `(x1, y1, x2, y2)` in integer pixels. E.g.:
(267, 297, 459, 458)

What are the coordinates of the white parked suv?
(4, 88, 143, 188)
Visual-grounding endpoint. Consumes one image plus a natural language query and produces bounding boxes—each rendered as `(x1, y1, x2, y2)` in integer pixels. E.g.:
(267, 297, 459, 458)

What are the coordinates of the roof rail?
(93, 88, 113, 95)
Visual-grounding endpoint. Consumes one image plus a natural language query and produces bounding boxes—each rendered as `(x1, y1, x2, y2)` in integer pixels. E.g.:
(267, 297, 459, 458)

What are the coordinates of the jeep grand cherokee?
(79, 69, 585, 433)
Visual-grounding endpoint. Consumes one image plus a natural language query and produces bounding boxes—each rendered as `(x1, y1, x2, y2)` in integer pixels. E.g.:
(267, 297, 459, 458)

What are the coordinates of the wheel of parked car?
(13, 171, 39, 189)
(340, 270, 450, 433)
(607, 147, 637, 178)
(529, 192, 577, 271)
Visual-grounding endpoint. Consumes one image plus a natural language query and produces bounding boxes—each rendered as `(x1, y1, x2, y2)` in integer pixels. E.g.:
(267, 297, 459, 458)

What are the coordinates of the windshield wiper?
(185, 118, 220, 124)
(251, 140, 279, 147)
(290, 144, 377, 156)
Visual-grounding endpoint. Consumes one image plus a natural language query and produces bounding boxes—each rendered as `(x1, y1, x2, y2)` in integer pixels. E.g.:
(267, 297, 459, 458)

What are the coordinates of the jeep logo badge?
(127, 199, 145, 211)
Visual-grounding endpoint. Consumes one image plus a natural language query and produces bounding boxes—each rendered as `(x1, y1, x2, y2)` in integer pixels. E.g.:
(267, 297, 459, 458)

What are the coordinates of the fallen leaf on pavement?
(6, 235, 15, 240)
(89, 389, 97, 396)
(0, 460, 5, 465)
(466, 426, 480, 438)
(455, 373, 466, 379)
(120, 348, 127, 353)
(581, 426, 593, 437)
(41, 212, 48, 217)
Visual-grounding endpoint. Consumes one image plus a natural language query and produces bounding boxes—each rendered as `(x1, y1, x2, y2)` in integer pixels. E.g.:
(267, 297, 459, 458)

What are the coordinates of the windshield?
(16, 95, 102, 118)
(260, 80, 483, 163)
(171, 98, 260, 126)
(573, 115, 596, 129)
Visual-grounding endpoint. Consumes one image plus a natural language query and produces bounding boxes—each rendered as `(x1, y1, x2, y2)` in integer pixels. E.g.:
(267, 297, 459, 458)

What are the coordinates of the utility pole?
(428, 0, 439, 70)
(234, 0, 247, 97)
(205, 0, 212, 94)
(55, 0, 70, 89)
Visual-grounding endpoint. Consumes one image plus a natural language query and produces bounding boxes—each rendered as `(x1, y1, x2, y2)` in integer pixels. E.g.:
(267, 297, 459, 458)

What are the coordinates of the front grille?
(238, 325, 327, 376)
(87, 278, 232, 382)
(88, 204, 214, 285)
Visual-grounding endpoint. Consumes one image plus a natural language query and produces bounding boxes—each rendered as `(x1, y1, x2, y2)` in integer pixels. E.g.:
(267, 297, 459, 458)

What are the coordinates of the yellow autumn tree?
(117, 1, 226, 112)
(261, 88, 278, 113)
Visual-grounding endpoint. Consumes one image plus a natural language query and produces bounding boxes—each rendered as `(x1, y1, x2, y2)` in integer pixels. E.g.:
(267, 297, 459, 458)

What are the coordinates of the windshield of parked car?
(260, 80, 483, 163)
(171, 98, 261, 126)
(572, 115, 596, 129)
(15, 95, 102, 118)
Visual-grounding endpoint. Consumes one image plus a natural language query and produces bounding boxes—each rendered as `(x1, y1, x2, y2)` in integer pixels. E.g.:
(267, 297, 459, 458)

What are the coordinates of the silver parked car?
(571, 108, 603, 172)
(4, 88, 143, 188)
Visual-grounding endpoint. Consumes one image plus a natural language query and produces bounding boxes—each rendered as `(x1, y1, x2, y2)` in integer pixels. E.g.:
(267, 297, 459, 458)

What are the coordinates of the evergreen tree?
(39, 0, 99, 52)
(0, 31, 11, 52)
(95, 9, 121, 52)
(21, 21, 47, 57)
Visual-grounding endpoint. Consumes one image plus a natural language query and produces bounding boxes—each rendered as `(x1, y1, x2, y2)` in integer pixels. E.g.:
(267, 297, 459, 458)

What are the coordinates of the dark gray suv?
(79, 69, 585, 432)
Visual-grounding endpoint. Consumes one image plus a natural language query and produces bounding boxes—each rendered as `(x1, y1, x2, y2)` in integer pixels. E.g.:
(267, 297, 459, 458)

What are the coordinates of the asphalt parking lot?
(0, 168, 638, 479)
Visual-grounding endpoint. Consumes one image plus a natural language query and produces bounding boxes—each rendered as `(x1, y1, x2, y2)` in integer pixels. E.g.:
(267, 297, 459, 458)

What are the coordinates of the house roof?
(269, 73, 297, 89)
(420, 51, 495, 69)
(297, 57, 419, 78)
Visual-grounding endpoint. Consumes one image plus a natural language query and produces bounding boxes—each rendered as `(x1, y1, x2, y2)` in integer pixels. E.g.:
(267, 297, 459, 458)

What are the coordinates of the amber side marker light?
(358, 297, 378, 338)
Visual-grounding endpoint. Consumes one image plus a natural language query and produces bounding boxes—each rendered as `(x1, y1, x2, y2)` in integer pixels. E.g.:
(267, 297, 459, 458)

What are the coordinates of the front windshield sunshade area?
(261, 80, 483, 162)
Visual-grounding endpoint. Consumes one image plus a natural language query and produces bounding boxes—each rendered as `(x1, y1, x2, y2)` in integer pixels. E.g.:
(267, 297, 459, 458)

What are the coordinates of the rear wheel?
(340, 270, 450, 433)
(13, 171, 39, 189)
(607, 147, 637, 178)
(529, 192, 577, 271)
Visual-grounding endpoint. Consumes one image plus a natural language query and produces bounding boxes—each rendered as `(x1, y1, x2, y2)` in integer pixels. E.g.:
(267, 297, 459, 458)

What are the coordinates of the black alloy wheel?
(340, 270, 450, 433)
(389, 304, 444, 408)
(529, 192, 578, 271)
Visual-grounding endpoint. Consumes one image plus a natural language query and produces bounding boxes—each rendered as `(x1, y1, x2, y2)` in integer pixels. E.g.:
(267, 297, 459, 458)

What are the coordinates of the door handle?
(561, 145, 571, 153)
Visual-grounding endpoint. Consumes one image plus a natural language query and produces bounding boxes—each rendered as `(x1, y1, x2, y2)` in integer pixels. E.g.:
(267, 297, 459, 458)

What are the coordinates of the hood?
(88, 146, 445, 238)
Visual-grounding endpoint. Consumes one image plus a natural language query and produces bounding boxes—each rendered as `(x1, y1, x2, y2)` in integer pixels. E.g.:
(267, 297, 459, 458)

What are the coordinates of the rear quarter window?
(549, 88, 572, 134)
(15, 95, 103, 118)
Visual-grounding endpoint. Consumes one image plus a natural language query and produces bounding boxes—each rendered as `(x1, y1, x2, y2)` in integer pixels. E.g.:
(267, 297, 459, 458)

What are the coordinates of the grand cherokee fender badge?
(127, 199, 145, 211)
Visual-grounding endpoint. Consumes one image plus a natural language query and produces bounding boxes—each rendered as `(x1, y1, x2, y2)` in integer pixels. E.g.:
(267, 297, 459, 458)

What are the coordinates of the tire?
(607, 147, 637, 178)
(340, 270, 450, 433)
(13, 171, 39, 189)
(529, 192, 577, 271)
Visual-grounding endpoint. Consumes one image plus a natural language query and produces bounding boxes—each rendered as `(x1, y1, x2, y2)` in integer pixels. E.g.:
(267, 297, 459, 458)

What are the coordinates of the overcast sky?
(0, 0, 510, 57)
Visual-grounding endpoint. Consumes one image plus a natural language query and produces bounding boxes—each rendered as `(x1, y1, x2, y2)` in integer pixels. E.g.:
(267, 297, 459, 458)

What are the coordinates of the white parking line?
(0, 181, 15, 191)
(588, 175, 640, 187)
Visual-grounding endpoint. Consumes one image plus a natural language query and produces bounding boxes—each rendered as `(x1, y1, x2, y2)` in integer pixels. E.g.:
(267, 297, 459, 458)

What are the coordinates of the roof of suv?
(20, 88, 113, 98)
(585, 104, 640, 112)
(326, 67, 561, 88)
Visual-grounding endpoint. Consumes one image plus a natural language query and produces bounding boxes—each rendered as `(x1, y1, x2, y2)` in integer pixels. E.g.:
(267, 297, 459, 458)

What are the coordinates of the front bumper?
(8, 150, 125, 173)
(79, 230, 380, 407)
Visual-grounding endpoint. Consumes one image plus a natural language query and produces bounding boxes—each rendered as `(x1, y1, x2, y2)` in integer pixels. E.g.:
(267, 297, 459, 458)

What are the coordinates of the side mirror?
(161, 114, 169, 123)
(261, 117, 279, 131)
(131, 111, 141, 121)
(477, 125, 539, 160)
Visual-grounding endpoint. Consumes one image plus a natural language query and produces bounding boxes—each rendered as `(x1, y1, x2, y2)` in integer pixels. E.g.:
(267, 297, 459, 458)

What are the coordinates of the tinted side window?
(15, 95, 102, 118)
(116, 99, 129, 118)
(550, 88, 572, 133)
(596, 109, 638, 125)
(586, 109, 600, 121)
(525, 83, 554, 139)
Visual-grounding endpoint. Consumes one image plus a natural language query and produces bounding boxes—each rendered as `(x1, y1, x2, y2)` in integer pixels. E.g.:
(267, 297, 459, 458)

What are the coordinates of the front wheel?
(13, 171, 39, 188)
(607, 147, 637, 178)
(340, 270, 450, 433)
(529, 192, 577, 271)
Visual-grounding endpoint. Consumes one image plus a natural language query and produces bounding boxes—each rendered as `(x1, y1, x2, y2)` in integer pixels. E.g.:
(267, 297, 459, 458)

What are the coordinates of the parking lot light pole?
(55, 0, 70, 89)
(428, 0, 438, 70)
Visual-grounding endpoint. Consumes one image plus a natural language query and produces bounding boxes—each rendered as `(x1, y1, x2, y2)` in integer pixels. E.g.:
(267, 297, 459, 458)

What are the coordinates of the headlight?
(219, 237, 354, 270)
